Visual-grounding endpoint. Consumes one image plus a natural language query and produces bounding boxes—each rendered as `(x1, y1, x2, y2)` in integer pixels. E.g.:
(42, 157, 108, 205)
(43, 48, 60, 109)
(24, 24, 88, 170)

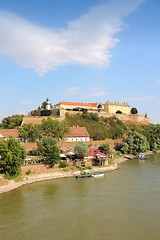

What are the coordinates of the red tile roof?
(64, 126, 90, 138)
(0, 129, 19, 138)
(55, 101, 98, 108)
(87, 149, 106, 157)
(87, 149, 95, 157)
(94, 150, 106, 157)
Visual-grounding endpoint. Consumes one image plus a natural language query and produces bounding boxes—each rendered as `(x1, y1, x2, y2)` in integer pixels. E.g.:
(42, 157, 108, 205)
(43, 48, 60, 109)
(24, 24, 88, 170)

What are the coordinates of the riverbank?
(0, 157, 126, 195)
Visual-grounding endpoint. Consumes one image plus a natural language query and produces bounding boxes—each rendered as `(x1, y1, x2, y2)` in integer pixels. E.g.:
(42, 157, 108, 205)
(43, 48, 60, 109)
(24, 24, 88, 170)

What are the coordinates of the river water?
(1, 153, 160, 240)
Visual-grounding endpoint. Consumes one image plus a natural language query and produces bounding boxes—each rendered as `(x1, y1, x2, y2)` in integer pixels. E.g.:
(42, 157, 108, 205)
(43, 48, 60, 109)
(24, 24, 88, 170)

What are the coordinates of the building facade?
(104, 102, 131, 115)
(64, 126, 90, 142)
(54, 101, 98, 110)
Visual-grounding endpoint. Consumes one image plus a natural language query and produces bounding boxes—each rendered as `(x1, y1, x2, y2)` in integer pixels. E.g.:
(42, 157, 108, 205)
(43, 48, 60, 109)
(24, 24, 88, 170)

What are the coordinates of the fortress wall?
(97, 112, 150, 124)
(60, 109, 150, 124)
(113, 114, 150, 124)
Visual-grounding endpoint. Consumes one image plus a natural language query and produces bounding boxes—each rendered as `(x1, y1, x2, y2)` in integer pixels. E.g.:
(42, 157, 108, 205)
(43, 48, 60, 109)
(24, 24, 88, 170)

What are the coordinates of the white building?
(64, 126, 90, 142)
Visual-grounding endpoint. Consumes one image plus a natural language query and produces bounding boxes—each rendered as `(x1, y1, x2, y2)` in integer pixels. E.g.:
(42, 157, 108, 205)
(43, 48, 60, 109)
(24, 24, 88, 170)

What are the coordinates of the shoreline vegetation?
(0, 157, 126, 195)
(0, 113, 159, 196)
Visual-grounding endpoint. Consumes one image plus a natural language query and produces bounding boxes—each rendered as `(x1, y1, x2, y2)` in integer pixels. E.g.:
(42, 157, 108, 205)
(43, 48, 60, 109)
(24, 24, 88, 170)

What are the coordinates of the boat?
(92, 172, 104, 178)
(75, 172, 92, 178)
(138, 154, 148, 159)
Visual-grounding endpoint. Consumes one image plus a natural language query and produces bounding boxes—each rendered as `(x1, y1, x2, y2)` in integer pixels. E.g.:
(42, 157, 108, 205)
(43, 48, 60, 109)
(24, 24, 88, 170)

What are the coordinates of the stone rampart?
(60, 108, 150, 124)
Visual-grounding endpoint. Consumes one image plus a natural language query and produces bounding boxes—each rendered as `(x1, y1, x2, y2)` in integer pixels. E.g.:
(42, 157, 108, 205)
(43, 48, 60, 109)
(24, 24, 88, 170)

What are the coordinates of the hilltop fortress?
(23, 99, 150, 125)
(55, 101, 150, 124)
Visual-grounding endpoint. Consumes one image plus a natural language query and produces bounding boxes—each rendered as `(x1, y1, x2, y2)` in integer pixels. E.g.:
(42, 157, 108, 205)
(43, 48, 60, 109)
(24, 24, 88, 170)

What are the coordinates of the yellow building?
(104, 102, 131, 115)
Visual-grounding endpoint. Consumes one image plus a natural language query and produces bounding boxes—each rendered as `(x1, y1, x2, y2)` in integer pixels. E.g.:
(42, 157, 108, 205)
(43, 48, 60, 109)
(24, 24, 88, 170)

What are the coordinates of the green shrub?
(59, 161, 68, 168)
(26, 169, 32, 175)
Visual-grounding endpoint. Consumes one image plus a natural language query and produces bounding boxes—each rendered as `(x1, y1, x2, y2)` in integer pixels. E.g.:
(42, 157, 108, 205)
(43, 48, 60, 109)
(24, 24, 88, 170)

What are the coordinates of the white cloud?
(64, 87, 80, 96)
(0, 0, 145, 74)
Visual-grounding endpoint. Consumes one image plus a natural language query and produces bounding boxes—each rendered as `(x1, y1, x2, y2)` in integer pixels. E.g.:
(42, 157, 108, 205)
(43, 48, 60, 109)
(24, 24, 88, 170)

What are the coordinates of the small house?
(84, 149, 107, 166)
(64, 126, 90, 142)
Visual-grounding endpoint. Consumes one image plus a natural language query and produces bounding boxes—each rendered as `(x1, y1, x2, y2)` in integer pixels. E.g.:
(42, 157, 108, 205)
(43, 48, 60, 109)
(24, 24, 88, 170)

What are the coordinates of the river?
(1, 153, 160, 240)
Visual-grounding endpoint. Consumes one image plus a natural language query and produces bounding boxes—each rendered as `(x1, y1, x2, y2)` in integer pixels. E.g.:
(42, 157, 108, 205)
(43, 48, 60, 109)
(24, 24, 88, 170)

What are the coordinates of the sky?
(0, 0, 160, 124)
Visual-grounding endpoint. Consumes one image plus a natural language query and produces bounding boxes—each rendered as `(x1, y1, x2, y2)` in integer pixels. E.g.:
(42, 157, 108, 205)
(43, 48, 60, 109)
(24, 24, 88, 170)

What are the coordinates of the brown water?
(1, 153, 160, 240)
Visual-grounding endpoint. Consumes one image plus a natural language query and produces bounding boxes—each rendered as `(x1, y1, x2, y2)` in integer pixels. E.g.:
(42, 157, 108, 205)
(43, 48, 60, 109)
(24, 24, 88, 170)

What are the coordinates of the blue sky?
(0, 0, 160, 124)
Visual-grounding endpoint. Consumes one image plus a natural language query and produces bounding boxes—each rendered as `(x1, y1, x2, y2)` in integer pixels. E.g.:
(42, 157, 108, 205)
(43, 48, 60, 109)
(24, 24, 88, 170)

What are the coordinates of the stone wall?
(110, 113, 150, 124)
(60, 108, 150, 124)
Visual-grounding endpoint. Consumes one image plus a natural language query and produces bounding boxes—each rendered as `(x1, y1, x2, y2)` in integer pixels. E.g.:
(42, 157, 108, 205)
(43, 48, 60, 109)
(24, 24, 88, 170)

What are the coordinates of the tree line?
(0, 114, 160, 178)
(19, 118, 69, 142)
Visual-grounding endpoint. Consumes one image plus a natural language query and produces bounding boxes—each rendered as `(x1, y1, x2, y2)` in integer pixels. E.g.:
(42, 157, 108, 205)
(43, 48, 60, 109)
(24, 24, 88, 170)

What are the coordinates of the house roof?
(87, 149, 95, 157)
(87, 149, 106, 157)
(55, 101, 98, 108)
(94, 150, 106, 157)
(0, 129, 19, 138)
(64, 126, 90, 138)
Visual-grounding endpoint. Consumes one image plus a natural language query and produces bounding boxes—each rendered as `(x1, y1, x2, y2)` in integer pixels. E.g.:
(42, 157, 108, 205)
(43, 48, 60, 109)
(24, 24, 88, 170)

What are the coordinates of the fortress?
(24, 99, 150, 125)
(56, 101, 150, 124)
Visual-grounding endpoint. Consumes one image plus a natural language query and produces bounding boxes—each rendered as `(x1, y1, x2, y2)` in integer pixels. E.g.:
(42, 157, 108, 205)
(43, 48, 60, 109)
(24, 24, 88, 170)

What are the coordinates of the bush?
(40, 110, 51, 116)
(119, 131, 150, 154)
(131, 107, 138, 114)
(59, 161, 68, 168)
(65, 114, 126, 140)
(25, 169, 32, 175)
(0, 137, 26, 177)
(98, 143, 110, 153)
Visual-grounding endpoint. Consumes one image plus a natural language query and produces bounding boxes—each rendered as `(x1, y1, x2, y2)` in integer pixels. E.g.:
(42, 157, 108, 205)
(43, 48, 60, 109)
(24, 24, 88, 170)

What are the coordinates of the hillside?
(65, 112, 127, 140)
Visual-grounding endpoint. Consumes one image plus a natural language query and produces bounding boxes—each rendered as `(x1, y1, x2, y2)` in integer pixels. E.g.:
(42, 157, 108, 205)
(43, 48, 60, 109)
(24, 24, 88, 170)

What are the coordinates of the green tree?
(19, 124, 41, 142)
(82, 109, 88, 114)
(41, 117, 69, 140)
(138, 124, 160, 151)
(40, 110, 51, 116)
(104, 117, 126, 139)
(131, 107, 138, 114)
(119, 131, 150, 155)
(98, 143, 110, 154)
(97, 103, 103, 112)
(29, 110, 37, 116)
(107, 127, 125, 139)
(82, 112, 99, 122)
(74, 142, 88, 160)
(37, 136, 60, 167)
(0, 137, 26, 177)
(65, 114, 126, 140)
(2, 114, 23, 129)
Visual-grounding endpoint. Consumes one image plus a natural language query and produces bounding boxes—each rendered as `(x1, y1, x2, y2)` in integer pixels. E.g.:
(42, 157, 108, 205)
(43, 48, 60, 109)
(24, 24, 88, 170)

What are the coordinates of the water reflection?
(1, 153, 160, 240)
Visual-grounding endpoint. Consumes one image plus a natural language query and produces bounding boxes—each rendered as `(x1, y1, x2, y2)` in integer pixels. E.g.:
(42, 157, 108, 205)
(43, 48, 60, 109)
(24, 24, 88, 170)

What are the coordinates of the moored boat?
(92, 172, 104, 178)
(138, 154, 148, 159)
(75, 173, 92, 178)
